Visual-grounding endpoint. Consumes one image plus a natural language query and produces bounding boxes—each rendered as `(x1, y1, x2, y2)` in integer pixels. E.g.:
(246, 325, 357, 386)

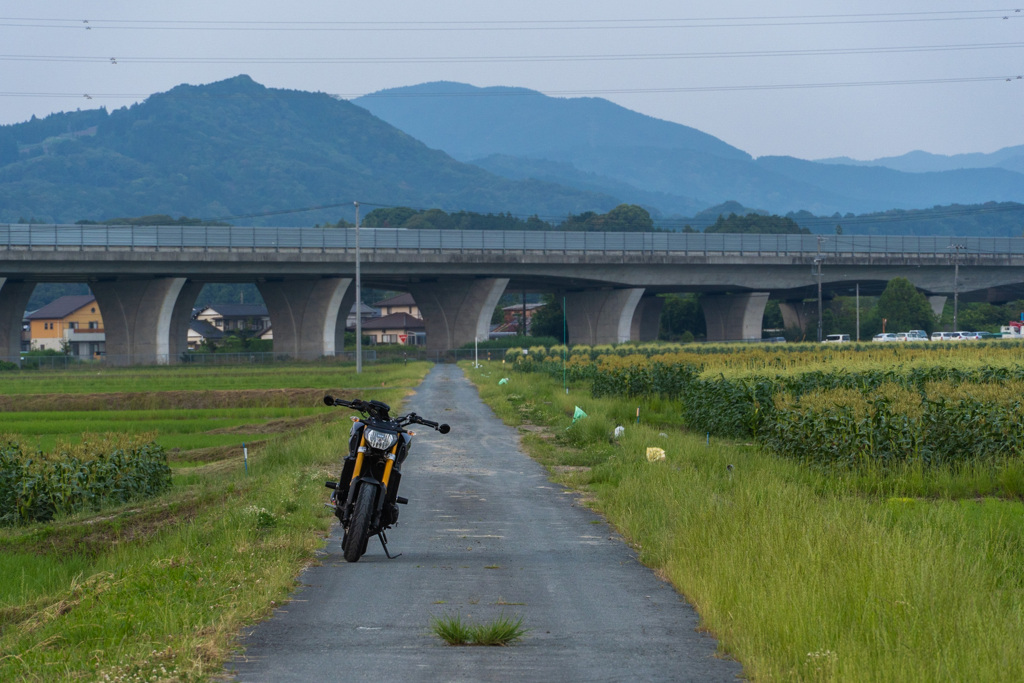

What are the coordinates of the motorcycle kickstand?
(378, 531, 401, 559)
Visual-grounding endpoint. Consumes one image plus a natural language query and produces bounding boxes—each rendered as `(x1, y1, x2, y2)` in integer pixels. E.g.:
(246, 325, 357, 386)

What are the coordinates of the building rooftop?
(197, 303, 269, 317)
(373, 292, 416, 308)
(361, 312, 425, 330)
(26, 295, 97, 320)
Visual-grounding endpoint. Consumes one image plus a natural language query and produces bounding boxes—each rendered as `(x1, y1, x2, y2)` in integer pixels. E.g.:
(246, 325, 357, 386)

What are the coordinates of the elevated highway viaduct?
(2, 225, 1023, 364)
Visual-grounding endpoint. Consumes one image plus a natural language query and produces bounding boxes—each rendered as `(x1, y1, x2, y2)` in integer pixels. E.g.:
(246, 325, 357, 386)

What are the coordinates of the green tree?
(558, 204, 656, 232)
(659, 293, 705, 340)
(705, 213, 809, 234)
(530, 295, 565, 341)
(876, 278, 935, 334)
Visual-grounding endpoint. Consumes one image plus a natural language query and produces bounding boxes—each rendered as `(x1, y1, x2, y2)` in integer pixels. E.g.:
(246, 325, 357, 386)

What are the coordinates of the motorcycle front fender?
(347, 476, 386, 524)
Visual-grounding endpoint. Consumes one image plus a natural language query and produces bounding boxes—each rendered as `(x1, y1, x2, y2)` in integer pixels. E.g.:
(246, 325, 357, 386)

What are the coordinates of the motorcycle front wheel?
(343, 487, 375, 562)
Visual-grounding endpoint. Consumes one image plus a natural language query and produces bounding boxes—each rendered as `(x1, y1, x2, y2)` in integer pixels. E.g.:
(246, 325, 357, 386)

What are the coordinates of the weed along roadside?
(0, 361, 432, 682)
(465, 352, 1024, 683)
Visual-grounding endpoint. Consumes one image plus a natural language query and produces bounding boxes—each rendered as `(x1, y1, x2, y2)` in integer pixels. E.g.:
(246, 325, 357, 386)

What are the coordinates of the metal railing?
(2, 224, 1021, 257)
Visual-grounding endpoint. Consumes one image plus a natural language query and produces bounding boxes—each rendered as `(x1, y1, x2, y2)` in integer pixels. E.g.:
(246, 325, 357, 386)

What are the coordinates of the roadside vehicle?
(323, 395, 450, 562)
(872, 333, 898, 342)
(823, 334, 850, 343)
(906, 330, 928, 341)
(1000, 321, 1024, 339)
(895, 333, 909, 342)
(931, 331, 952, 341)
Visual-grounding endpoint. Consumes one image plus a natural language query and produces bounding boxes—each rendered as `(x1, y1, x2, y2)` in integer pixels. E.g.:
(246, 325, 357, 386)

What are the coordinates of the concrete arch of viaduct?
(1, 277, 707, 365)
(1, 276, 897, 365)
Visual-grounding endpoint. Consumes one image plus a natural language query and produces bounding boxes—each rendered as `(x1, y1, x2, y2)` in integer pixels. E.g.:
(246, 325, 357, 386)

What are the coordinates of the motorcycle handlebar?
(323, 395, 366, 411)
(324, 396, 450, 434)
(408, 413, 451, 434)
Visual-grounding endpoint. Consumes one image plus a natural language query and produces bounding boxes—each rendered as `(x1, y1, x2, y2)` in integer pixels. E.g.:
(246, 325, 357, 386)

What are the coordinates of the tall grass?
(466, 362, 1024, 682)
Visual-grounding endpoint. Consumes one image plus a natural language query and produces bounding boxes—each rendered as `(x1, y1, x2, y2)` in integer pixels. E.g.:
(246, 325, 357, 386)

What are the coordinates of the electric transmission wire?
(1, 9, 1021, 31)
(2, 41, 1023, 66)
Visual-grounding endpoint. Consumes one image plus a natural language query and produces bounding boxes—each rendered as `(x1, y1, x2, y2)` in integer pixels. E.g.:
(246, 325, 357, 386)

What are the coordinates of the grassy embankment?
(0, 361, 431, 682)
(465, 360, 1024, 682)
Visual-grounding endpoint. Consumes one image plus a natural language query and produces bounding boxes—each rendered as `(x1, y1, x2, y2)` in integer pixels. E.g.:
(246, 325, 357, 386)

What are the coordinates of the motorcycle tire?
(344, 487, 375, 563)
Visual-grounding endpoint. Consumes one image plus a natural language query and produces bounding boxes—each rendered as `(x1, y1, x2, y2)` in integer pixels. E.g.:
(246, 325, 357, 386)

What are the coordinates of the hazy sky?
(2, 1, 1021, 160)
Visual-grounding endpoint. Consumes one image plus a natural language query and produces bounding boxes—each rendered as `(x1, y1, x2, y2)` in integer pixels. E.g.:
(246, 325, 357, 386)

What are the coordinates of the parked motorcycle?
(323, 395, 450, 562)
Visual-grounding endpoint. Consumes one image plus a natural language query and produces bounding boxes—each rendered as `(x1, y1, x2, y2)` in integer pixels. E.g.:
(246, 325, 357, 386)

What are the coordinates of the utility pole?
(855, 283, 860, 342)
(354, 201, 362, 374)
(815, 236, 824, 343)
(949, 243, 964, 332)
(815, 256, 824, 342)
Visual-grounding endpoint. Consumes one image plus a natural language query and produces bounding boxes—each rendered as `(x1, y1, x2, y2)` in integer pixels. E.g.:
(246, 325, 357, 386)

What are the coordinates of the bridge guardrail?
(1, 225, 1021, 257)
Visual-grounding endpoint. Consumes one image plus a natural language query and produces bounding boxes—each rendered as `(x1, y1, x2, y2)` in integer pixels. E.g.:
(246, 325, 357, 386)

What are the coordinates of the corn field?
(509, 344, 1024, 466)
(0, 437, 172, 525)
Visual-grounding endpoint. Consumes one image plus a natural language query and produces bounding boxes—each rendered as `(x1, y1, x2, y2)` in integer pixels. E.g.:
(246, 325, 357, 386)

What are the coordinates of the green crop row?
(0, 440, 172, 525)
(512, 349, 1024, 467)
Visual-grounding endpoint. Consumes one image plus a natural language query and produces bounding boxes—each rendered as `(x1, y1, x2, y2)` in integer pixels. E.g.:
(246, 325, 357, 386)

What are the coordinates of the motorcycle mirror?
(438, 424, 451, 434)
(323, 395, 335, 406)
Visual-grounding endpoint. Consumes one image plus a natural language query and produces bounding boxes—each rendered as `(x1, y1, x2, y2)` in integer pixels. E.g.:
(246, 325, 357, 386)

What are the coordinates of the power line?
(0, 10, 1021, 32)
(355, 75, 1024, 98)
(0, 73, 1020, 102)
(3, 41, 1023, 66)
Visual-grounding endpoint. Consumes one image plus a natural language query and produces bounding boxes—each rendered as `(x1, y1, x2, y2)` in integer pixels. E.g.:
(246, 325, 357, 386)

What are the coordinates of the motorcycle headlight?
(364, 428, 398, 451)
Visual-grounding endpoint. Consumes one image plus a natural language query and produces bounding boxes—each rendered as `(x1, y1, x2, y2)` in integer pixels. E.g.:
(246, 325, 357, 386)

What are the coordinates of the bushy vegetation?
(362, 203, 656, 232)
(0, 435, 171, 525)
(508, 342, 1024, 476)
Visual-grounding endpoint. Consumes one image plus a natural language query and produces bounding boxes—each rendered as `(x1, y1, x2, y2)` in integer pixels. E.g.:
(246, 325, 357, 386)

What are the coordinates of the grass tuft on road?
(430, 611, 528, 646)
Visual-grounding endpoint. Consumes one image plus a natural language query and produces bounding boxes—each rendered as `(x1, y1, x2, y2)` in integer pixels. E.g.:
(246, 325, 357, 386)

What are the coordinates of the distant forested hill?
(356, 82, 1024, 217)
(0, 76, 617, 225)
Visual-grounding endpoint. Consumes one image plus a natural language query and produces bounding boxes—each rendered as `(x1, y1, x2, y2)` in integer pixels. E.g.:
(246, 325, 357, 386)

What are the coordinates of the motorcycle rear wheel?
(344, 487, 375, 563)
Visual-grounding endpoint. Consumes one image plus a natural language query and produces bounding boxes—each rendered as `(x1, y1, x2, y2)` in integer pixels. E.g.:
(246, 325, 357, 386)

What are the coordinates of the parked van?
(823, 334, 850, 343)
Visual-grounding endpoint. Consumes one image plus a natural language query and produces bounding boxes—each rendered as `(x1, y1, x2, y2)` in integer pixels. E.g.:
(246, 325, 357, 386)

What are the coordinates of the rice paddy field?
(0, 360, 432, 682)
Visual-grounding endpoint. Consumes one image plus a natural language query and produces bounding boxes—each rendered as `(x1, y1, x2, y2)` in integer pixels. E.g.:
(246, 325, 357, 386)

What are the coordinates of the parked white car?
(823, 334, 850, 343)
(906, 330, 928, 341)
(931, 331, 952, 341)
(872, 333, 899, 342)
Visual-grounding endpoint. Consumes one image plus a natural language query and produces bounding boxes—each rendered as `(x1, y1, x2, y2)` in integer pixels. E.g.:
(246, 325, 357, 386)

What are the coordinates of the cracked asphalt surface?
(230, 363, 742, 682)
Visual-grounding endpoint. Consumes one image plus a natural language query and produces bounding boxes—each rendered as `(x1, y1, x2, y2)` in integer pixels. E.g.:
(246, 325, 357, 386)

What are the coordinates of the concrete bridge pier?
(257, 278, 354, 360)
(778, 300, 814, 335)
(928, 295, 947, 318)
(630, 293, 664, 342)
(0, 279, 35, 364)
(91, 278, 203, 365)
(564, 288, 645, 345)
(702, 292, 770, 341)
(415, 278, 509, 352)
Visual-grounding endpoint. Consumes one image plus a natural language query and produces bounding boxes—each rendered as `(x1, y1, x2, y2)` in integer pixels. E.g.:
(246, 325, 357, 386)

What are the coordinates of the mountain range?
(816, 145, 1024, 175)
(354, 82, 1024, 217)
(0, 76, 616, 226)
(1, 75, 1022, 230)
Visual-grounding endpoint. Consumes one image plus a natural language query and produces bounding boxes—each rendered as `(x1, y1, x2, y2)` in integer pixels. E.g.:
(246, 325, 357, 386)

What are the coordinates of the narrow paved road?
(230, 364, 742, 682)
